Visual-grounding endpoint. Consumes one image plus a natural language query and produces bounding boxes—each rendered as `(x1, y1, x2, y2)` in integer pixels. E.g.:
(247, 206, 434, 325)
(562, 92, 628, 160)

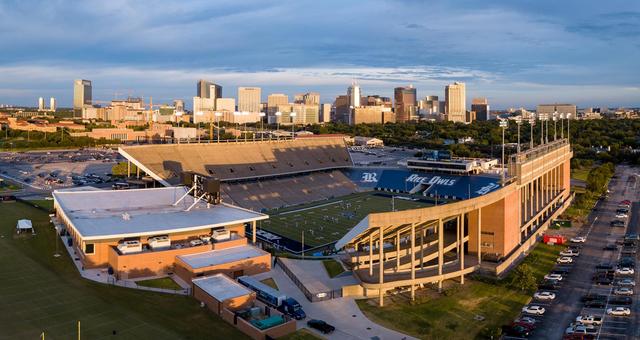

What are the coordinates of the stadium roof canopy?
(53, 186, 268, 241)
(192, 274, 253, 301)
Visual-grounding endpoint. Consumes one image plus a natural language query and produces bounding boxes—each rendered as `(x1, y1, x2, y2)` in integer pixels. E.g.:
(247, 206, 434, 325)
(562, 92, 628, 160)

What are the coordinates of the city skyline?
(0, 0, 639, 108)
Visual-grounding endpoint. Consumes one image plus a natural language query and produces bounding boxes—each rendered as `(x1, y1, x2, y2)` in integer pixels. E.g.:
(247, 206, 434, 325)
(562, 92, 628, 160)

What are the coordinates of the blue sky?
(0, 0, 638, 109)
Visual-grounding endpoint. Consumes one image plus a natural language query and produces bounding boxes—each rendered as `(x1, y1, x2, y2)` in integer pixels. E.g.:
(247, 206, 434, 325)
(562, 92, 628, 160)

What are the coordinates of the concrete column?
(410, 223, 416, 300)
(369, 234, 373, 276)
(252, 221, 257, 244)
(460, 213, 465, 284)
(379, 225, 384, 306)
(420, 227, 424, 269)
(529, 182, 534, 219)
(438, 218, 444, 291)
(478, 208, 482, 264)
(395, 230, 400, 272)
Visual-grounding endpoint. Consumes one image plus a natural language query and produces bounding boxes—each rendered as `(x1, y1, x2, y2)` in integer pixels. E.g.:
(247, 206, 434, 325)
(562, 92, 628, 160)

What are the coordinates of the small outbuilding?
(16, 219, 34, 234)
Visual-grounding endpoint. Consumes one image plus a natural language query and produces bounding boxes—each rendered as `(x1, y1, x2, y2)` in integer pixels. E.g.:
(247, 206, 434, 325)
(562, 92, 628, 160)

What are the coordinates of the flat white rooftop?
(192, 274, 253, 302)
(178, 245, 268, 269)
(53, 186, 268, 241)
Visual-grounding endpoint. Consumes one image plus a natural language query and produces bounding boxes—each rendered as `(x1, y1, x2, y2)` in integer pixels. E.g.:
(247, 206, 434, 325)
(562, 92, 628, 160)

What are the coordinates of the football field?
(261, 192, 430, 248)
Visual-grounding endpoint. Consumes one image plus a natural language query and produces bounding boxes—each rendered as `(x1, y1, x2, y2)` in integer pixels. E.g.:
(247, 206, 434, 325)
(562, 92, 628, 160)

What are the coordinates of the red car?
(621, 200, 631, 205)
(511, 321, 536, 331)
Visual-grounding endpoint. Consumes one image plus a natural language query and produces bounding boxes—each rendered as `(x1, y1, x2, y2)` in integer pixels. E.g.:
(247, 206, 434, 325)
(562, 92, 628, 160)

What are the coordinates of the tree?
(509, 264, 537, 292)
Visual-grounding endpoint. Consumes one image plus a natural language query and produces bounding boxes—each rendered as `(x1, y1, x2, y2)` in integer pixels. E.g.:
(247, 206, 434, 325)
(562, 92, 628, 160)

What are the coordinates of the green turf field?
(0, 201, 246, 340)
(261, 192, 430, 248)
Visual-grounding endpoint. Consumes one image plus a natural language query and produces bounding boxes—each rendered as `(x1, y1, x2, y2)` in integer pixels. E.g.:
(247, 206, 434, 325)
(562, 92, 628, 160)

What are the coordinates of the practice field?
(261, 192, 430, 248)
(0, 201, 245, 340)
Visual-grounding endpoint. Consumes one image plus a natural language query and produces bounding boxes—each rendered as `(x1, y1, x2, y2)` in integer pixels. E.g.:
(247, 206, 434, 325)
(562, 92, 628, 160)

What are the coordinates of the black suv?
(307, 319, 335, 334)
(609, 296, 632, 305)
(581, 293, 607, 302)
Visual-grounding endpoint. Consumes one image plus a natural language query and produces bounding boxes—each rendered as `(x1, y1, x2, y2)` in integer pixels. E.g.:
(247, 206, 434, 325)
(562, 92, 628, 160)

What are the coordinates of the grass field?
(135, 277, 183, 290)
(279, 328, 323, 340)
(26, 199, 54, 212)
(262, 192, 429, 248)
(260, 278, 279, 290)
(571, 167, 591, 182)
(356, 243, 561, 339)
(0, 201, 246, 340)
(322, 259, 345, 278)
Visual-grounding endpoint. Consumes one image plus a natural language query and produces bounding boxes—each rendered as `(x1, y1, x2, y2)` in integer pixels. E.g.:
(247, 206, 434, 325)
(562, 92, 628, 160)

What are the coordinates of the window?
(84, 243, 95, 254)
(481, 231, 495, 236)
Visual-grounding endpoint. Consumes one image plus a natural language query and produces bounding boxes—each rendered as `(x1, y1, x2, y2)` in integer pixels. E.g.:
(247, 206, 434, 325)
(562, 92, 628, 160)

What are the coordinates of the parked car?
(616, 208, 629, 214)
(502, 324, 531, 337)
(615, 267, 635, 275)
(514, 316, 537, 325)
(544, 273, 564, 281)
(522, 305, 546, 315)
(511, 321, 536, 331)
(596, 263, 615, 270)
(622, 247, 637, 254)
(539, 281, 560, 290)
(616, 213, 629, 219)
(607, 307, 631, 316)
(570, 236, 587, 243)
(581, 294, 607, 302)
(610, 220, 626, 227)
(307, 319, 335, 334)
(560, 249, 580, 257)
(604, 244, 619, 251)
(575, 315, 602, 326)
(613, 287, 633, 296)
(585, 300, 606, 308)
(565, 325, 598, 335)
(609, 296, 633, 305)
(552, 267, 571, 275)
(534, 291, 556, 300)
(616, 278, 636, 287)
(558, 256, 573, 264)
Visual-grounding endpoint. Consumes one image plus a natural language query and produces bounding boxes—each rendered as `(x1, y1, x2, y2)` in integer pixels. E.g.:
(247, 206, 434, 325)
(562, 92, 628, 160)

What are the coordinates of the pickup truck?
(575, 315, 602, 325)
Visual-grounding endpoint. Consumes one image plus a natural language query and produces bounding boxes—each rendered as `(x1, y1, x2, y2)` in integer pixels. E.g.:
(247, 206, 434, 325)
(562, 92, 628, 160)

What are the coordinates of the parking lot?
(506, 165, 639, 340)
(0, 148, 121, 194)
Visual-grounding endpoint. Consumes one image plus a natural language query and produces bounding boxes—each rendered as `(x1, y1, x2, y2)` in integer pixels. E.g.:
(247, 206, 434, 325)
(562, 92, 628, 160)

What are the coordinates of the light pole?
(233, 111, 240, 142)
(259, 112, 266, 141)
(214, 112, 222, 143)
(242, 111, 249, 142)
(499, 119, 508, 186)
(275, 111, 282, 133)
(195, 111, 204, 143)
(539, 113, 546, 145)
(552, 111, 558, 141)
(560, 113, 565, 139)
(515, 116, 522, 153)
(566, 113, 571, 142)
(529, 113, 536, 149)
(290, 112, 297, 139)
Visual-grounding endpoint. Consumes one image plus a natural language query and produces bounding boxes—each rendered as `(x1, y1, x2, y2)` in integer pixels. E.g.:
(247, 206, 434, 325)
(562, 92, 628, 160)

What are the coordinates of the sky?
(0, 0, 639, 109)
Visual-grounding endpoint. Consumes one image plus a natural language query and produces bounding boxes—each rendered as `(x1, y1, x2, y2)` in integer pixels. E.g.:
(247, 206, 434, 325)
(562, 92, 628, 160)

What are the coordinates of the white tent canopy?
(16, 219, 33, 234)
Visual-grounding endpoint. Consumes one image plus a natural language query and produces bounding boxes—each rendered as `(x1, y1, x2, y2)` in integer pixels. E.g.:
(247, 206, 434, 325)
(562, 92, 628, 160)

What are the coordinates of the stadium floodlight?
(499, 119, 508, 186)
(529, 113, 536, 149)
(275, 111, 282, 133)
(559, 113, 565, 139)
(515, 116, 522, 154)
(259, 112, 266, 141)
(552, 111, 558, 141)
(290, 112, 297, 138)
(566, 112, 571, 142)
(538, 113, 547, 145)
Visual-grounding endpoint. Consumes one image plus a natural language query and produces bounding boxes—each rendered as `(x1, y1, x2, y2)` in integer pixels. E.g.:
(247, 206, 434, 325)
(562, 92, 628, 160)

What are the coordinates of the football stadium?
(55, 134, 572, 309)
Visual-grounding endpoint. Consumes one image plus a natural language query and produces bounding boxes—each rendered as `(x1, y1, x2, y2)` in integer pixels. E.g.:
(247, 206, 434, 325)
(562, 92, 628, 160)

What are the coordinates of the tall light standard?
(290, 111, 297, 139)
(566, 113, 571, 142)
(538, 113, 546, 145)
(195, 111, 204, 143)
(515, 116, 522, 153)
(275, 111, 282, 132)
(529, 113, 536, 149)
(233, 111, 241, 142)
(560, 113, 565, 139)
(259, 112, 266, 141)
(214, 112, 222, 143)
(242, 111, 249, 142)
(499, 119, 508, 186)
(552, 111, 558, 141)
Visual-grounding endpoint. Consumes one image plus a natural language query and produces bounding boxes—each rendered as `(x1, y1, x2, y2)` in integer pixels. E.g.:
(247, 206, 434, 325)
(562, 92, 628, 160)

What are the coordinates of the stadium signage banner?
(407, 174, 456, 186)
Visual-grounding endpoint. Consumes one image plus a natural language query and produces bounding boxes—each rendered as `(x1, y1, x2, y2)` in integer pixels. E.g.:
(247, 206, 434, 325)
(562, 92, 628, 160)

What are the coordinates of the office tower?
(292, 103, 320, 125)
(267, 94, 289, 114)
(73, 79, 92, 110)
(445, 82, 466, 122)
(537, 104, 577, 118)
(471, 97, 490, 121)
(351, 106, 394, 125)
(49, 97, 57, 112)
(293, 94, 305, 104)
(321, 103, 331, 123)
(424, 96, 439, 113)
(347, 82, 361, 108)
(215, 98, 236, 112)
(334, 95, 350, 123)
(193, 97, 215, 117)
(394, 85, 417, 122)
(302, 92, 320, 105)
(38, 97, 44, 111)
(173, 99, 184, 112)
(365, 95, 392, 107)
(238, 87, 261, 112)
(196, 80, 222, 99)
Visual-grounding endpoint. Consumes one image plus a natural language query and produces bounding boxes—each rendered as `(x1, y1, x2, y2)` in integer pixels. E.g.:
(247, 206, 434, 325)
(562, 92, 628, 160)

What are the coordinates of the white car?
(616, 213, 629, 219)
(614, 287, 634, 296)
(616, 267, 635, 275)
(570, 236, 586, 243)
(617, 278, 636, 287)
(522, 305, 546, 315)
(607, 307, 631, 316)
(544, 273, 563, 281)
(565, 325, 597, 335)
(534, 291, 556, 300)
(575, 315, 602, 326)
(560, 249, 580, 257)
(189, 239, 204, 247)
(557, 256, 573, 264)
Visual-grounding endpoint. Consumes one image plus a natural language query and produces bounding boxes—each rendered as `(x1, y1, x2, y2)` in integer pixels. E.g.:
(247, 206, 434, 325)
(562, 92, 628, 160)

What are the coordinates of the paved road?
(529, 165, 640, 340)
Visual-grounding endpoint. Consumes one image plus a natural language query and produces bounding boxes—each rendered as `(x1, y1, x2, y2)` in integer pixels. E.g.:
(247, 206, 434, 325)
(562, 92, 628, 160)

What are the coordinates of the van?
(212, 229, 231, 241)
(117, 240, 142, 254)
(148, 235, 170, 250)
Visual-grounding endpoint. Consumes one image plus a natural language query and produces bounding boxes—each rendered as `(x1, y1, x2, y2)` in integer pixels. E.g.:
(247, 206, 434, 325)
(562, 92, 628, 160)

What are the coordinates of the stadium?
(115, 134, 573, 305)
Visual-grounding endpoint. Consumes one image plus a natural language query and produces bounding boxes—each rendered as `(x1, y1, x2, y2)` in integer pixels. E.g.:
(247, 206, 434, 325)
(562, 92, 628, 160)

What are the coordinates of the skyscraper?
(471, 97, 490, 121)
(173, 99, 184, 112)
(38, 97, 45, 111)
(238, 87, 262, 112)
(73, 79, 92, 110)
(302, 92, 320, 105)
(196, 79, 222, 100)
(347, 82, 361, 108)
(267, 93, 289, 114)
(394, 85, 417, 122)
(445, 82, 466, 122)
(49, 97, 57, 112)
